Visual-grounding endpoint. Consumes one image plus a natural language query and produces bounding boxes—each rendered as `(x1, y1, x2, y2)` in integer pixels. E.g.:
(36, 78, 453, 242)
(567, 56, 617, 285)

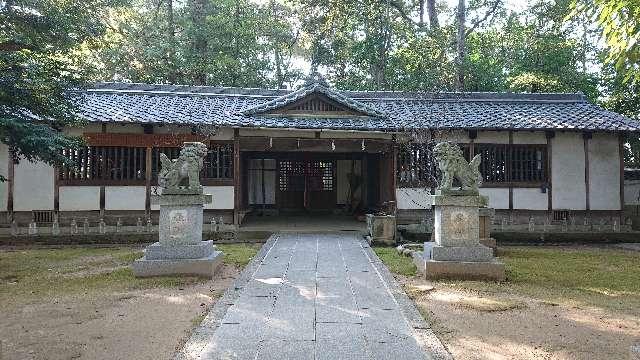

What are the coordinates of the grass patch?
(217, 243, 260, 267)
(0, 247, 204, 306)
(375, 245, 640, 313)
(373, 246, 416, 277)
(447, 246, 640, 313)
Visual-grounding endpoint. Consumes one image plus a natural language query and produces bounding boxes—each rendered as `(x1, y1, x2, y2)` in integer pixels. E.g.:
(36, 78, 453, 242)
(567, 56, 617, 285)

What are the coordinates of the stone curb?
(359, 238, 454, 360)
(174, 233, 280, 360)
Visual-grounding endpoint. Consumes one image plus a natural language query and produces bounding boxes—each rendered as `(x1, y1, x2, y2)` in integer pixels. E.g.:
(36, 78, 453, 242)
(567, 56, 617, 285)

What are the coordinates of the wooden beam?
(84, 133, 206, 147)
(238, 137, 391, 153)
(391, 142, 398, 214)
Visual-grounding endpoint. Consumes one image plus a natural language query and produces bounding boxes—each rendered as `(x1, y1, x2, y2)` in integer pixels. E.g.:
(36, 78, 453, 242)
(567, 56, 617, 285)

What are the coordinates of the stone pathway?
(178, 233, 450, 360)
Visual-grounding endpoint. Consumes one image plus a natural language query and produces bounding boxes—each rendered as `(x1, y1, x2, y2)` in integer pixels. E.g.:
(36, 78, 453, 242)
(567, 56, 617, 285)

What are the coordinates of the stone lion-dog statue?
(433, 142, 482, 193)
(158, 142, 208, 191)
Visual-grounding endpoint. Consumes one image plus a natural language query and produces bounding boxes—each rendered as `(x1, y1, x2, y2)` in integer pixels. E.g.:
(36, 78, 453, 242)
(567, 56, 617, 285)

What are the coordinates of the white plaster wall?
(248, 159, 276, 205)
(625, 180, 640, 205)
(513, 132, 547, 144)
(63, 124, 101, 136)
(239, 129, 316, 138)
(588, 133, 621, 210)
(105, 186, 146, 210)
(105, 124, 144, 133)
(59, 186, 100, 211)
(479, 188, 509, 209)
(0, 144, 8, 211)
(438, 130, 469, 143)
(153, 125, 192, 134)
(204, 186, 234, 209)
(396, 188, 431, 209)
(513, 188, 548, 210)
(552, 132, 586, 210)
(13, 159, 55, 211)
(475, 131, 509, 144)
(337, 160, 362, 205)
(211, 127, 235, 140)
(320, 130, 392, 139)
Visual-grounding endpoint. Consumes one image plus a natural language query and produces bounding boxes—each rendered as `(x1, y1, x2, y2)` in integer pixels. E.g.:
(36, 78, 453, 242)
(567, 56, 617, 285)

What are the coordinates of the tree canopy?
(2, 0, 640, 167)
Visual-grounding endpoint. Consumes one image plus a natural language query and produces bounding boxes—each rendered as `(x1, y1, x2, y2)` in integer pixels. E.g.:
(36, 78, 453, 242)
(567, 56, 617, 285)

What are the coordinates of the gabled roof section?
(240, 78, 386, 117)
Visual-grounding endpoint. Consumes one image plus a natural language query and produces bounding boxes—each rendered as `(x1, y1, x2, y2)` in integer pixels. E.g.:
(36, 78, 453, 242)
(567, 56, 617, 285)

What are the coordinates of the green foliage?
(0, 0, 123, 170)
(88, 0, 302, 88)
(572, 0, 640, 83)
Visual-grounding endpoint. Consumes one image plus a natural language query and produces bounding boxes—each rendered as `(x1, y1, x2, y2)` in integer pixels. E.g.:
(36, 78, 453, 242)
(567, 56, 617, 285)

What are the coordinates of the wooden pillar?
(7, 150, 14, 219)
(100, 124, 107, 217)
(391, 141, 398, 214)
(54, 166, 59, 213)
(145, 147, 152, 216)
(583, 132, 592, 211)
(468, 130, 477, 160)
(619, 133, 625, 213)
(508, 131, 514, 211)
(546, 131, 555, 212)
(233, 129, 241, 225)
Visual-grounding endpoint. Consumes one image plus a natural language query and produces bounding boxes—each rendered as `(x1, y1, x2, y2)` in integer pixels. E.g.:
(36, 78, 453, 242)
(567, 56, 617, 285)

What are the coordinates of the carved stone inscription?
(445, 210, 469, 240)
(169, 210, 190, 239)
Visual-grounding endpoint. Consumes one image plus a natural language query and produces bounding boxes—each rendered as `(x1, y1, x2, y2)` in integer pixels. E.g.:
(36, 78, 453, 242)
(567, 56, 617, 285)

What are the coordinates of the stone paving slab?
(176, 232, 452, 360)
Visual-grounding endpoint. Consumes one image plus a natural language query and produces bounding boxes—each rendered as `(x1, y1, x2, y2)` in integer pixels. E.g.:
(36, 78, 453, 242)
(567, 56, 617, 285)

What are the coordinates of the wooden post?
(145, 147, 152, 216)
(391, 141, 398, 215)
(54, 166, 59, 213)
(583, 132, 592, 211)
(233, 129, 241, 225)
(7, 150, 14, 219)
(546, 131, 555, 212)
(508, 131, 513, 211)
(619, 133, 625, 213)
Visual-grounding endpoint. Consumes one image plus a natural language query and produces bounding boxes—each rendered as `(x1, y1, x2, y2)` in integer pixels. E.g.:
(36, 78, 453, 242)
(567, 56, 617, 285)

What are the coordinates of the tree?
(571, 0, 640, 83)
(0, 0, 122, 176)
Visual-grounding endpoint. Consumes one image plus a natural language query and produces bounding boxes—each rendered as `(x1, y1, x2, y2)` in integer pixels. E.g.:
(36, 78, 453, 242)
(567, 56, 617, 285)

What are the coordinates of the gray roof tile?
(76, 82, 640, 132)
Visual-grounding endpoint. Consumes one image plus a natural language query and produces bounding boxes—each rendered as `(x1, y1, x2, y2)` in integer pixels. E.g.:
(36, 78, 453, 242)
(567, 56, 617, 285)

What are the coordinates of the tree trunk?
(419, 0, 424, 26)
(166, 0, 177, 83)
(190, 0, 207, 85)
(426, 0, 439, 29)
(455, 0, 465, 91)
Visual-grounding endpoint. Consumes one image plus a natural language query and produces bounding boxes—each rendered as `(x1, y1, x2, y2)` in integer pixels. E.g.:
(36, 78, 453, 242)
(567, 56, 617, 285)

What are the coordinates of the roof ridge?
(88, 82, 587, 102)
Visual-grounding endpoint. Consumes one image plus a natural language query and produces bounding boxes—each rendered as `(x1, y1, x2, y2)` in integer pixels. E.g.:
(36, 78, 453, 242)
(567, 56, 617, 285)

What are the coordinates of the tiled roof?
(77, 82, 640, 132)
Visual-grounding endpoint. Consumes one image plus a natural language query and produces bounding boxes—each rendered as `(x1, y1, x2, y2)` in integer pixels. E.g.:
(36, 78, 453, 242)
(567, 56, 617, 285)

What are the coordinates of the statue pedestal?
(132, 192, 223, 278)
(413, 192, 505, 281)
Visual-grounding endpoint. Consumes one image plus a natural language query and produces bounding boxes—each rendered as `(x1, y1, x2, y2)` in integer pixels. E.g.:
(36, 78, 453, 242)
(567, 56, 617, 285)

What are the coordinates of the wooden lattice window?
(151, 143, 233, 181)
(59, 146, 147, 183)
(397, 143, 469, 188)
(278, 160, 305, 191)
(475, 144, 547, 184)
(307, 161, 334, 191)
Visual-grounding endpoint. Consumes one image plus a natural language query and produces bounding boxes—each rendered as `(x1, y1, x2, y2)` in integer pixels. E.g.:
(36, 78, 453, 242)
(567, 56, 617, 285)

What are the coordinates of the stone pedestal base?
(412, 251, 505, 281)
(424, 242, 493, 262)
(132, 242, 223, 278)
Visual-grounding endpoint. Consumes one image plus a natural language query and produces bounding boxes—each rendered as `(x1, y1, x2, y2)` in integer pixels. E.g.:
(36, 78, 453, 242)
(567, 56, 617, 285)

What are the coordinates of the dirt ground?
(401, 275, 640, 360)
(1, 264, 240, 360)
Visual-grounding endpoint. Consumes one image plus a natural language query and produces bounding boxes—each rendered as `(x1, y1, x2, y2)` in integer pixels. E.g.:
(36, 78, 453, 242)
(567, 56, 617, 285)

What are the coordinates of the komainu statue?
(433, 142, 482, 193)
(158, 142, 208, 192)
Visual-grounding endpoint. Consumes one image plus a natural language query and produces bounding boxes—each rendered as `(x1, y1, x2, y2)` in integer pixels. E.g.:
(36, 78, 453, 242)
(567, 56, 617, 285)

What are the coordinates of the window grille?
(397, 143, 547, 187)
(59, 146, 147, 182)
